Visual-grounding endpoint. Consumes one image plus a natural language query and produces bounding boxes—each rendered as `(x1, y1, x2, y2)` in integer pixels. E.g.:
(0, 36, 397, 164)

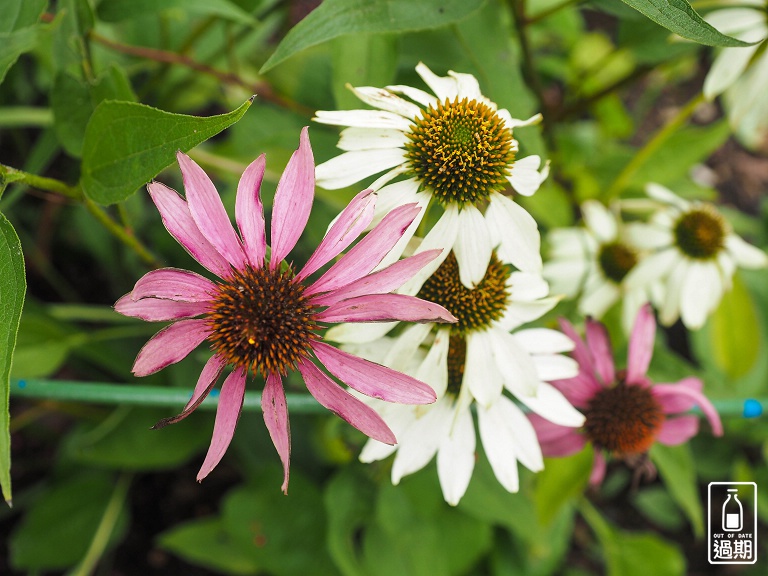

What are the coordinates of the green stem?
(526, 0, 584, 24)
(604, 93, 706, 200)
(10, 378, 767, 417)
(68, 473, 132, 576)
(83, 199, 162, 268)
(0, 164, 81, 200)
(0, 107, 53, 128)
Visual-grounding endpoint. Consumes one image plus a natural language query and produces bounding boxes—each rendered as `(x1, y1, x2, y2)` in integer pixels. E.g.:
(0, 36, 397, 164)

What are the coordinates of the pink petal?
(131, 268, 217, 302)
(652, 379, 722, 436)
(627, 304, 656, 385)
(558, 318, 595, 376)
(589, 450, 607, 486)
(177, 151, 247, 270)
(152, 354, 227, 429)
(585, 318, 615, 386)
(550, 372, 603, 408)
(297, 189, 376, 281)
(270, 127, 315, 269)
(651, 377, 702, 412)
(115, 294, 207, 321)
(262, 372, 291, 494)
(197, 367, 247, 481)
(310, 250, 442, 307)
(312, 341, 436, 404)
(305, 203, 422, 296)
(147, 182, 231, 277)
(132, 319, 210, 376)
(235, 154, 267, 267)
(656, 415, 700, 445)
(315, 293, 456, 324)
(296, 358, 396, 444)
(528, 413, 586, 457)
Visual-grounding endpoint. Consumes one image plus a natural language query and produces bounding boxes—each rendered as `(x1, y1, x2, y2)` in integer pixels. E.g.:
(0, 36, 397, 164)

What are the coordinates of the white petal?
(578, 278, 620, 319)
(314, 109, 413, 130)
(624, 248, 678, 290)
(369, 178, 422, 227)
(581, 200, 617, 242)
(315, 149, 405, 189)
(415, 62, 458, 101)
(386, 84, 437, 107)
(489, 327, 540, 398)
(348, 85, 423, 118)
(645, 183, 689, 209)
(497, 297, 560, 332)
(624, 222, 673, 250)
(415, 327, 450, 398)
(704, 44, 760, 99)
(547, 228, 592, 259)
(437, 406, 476, 506)
(454, 205, 492, 288)
(518, 382, 585, 427)
(374, 191, 431, 270)
(542, 260, 588, 297)
(398, 207, 460, 296)
(514, 328, 575, 354)
(337, 127, 409, 152)
(448, 71, 483, 101)
(486, 192, 542, 273)
(505, 113, 543, 129)
(680, 261, 720, 329)
(658, 257, 688, 326)
(726, 234, 768, 268)
(530, 354, 580, 381)
(391, 399, 453, 483)
(383, 322, 433, 372)
(507, 155, 547, 196)
(325, 321, 398, 344)
(465, 330, 504, 407)
(508, 272, 549, 301)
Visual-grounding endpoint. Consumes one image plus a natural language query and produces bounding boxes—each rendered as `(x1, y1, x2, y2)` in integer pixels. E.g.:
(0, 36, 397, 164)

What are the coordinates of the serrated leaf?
(158, 518, 260, 575)
(80, 98, 254, 205)
(260, 0, 486, 72)
(619, 0, 751, 47)
(650, 443, 704, 537)
(709, 272, 761, 379)
(0, 213, 24, 505)
(97, 0, 257, 26)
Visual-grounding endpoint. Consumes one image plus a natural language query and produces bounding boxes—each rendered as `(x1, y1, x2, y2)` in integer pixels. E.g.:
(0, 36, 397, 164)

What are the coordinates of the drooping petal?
(297, 358, 396, 444)
(306, 203, 422, 296)
(725, 234, 768, 268)
(314, 149, 405, 189)
(348, 85, 423, 118)
(465, 330, 504, 407)
(372, 191, 431, 271)
(310, 250, 442, 307)
(507, 272, 549, 301)
(453, 205, 492, 288)
(196, 367, 247, 481)
(489, 327, 541, 398)
(514, 328, 575, 354)
(437, 406, 476, 506)
(262, 372, 291, 494)
(704, 44, 761, 99)
(497, 297, 560, 332)
(658, 257, 688, 326)
(626, 304, 656, 385)
(656, 415, 700, 445)
(517, 382, 585, 427)
(392, 399, 453, 483)
(387, 84, 438, 107)
(147, 182, 231, 277)
(589, 450, 607, 486)
(235, 154, 267, 267)
(132, 319, 210, 376)
(624, 248, 678, 290)
(115, 294, 207, 321)
(415, 62, 459, 101)
(652, 380, 722, 436)
(530, 354, 580, 382)
(507, 155, 547, 196)
(486, 192, 542, 273)
(585, 318, 615, 386)
(177, 151, 247, 269)
(651, 377, 702, 412)
(271, 127, 315, 268)
(152, 354, 227, 429)
(316, 293, 456, 324)
(680, 261, 720, 330)
(578, 277, 620, 320)
(298, 189, 376, 281)
(131, 268, 217, 302)
(382, 322, 433, 372)
(413, 328, 450, 398)
(311, 341, 436, 404)
(314, 109, 414, 131)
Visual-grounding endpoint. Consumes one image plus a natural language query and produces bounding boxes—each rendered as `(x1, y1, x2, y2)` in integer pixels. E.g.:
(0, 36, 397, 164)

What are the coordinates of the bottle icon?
(722, 488, 743, 531)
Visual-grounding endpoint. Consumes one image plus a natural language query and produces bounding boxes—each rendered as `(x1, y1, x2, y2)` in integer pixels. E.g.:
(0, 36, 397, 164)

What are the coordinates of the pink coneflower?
(115, 128, 455, 492)
(529, 304, 723, 485)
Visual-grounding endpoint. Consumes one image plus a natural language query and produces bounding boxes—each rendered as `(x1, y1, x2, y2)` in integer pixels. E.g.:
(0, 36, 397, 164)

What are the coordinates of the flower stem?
(0, 164, 81, 200)
(67, 472, 132, 576)
(604, 93, 706, 200)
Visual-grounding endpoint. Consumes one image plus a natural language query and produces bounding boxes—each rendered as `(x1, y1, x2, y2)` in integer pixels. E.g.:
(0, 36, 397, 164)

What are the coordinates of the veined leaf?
(81, 98, 254, 205)
(260, 0, 486, 72)
(97, 0, 257, 26)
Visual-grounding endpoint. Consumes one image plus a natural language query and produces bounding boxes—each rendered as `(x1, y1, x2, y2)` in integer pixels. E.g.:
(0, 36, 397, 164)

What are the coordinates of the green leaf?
(0, 25, 41, 85)
(10, 310, 83, 379)
(331, 33, 398, 110)
(632, 487, 686, 530)
(158, 518, 260, 575)
(52, 66, 137, 157)
(97, 0, 257, 26)
(0, 213, 24, 505)
(618, 0, 752, 47)
(64, 407, 212, 470)
(650, 443, 704, 537)
(706, 272, 761, 379)
(260, 0, 486, 72)
(534, 449, 593, 526)
(80, 98, 254, 205)
(9, 471, 128, 570)
(0, 0, 47, 32)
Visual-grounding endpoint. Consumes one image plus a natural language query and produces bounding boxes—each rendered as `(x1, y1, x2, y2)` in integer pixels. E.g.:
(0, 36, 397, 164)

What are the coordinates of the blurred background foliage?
(0, 0, 767, 573)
